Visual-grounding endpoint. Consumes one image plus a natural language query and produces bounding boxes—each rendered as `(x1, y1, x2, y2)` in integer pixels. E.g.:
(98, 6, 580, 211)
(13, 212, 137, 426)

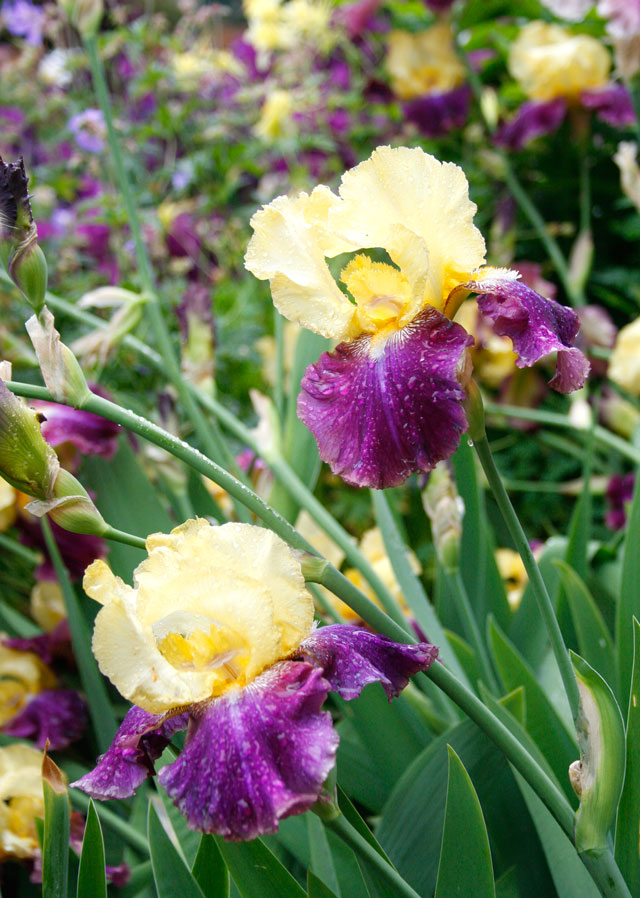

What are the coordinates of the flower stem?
(472, 431, 581, 725)
(327, 815, 423, 898)
(82, 35, 251, 523)
(103, 525, 147, 550)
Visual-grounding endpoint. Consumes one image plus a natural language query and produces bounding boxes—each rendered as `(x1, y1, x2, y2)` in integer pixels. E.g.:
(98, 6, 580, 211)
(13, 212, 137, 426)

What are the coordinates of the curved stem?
(103, 525, 147, 550)
(327, 816, 422, 898)
(446, 568, 499, 693)
(473, 432, 581, 725)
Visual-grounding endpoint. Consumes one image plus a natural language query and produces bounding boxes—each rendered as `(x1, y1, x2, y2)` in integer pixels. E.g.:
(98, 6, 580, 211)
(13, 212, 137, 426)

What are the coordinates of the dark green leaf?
(615, 618, 640, 891)
(216, 835, 306, 898)
(435, 746, 495, 898)
(42, 756, 70, 898)
(192, 835, 229, 898)
(617, 469, 640, 708)
(147, 802, 206, 898)
(307, 812, 340, 897)
(77, 799, 107, 898)
(510, 538, 566, 668)
(307, 870, 339, 898)
(555, 561, 616, 689)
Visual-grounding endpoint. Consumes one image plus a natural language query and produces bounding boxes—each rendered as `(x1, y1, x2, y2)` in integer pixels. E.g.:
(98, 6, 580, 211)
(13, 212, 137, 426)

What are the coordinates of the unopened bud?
(0, 158, 47, 314)
(26, 467, 107, 537)
(26, 307, 90, 406)
(600, 389, 640, 440)
(422, 462, 464, 573)
(59, 0, 104, 37)
(0, 378, 59, 499)
(463, 378, 486, 442)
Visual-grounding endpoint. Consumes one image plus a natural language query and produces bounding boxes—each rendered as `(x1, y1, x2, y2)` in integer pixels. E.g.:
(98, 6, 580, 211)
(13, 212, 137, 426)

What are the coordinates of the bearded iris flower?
(73, 519, 436, 840)
(245, 145, 589, 489)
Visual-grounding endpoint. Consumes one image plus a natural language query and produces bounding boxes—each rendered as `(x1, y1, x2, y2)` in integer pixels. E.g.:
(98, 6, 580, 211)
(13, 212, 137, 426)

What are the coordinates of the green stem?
(103, 525, 147, 550)
(581, 851, 634, 898)
(501, 157, 583, 306)
(473, 432, 581, 725)
(327, 816, 422, 898)
(274, 308, 285, 422)
(427, 661, 575, 836)
(446, 567, 499, 693)
(82, 35, 251, 524)
(484, 400, 640, 467)
(41, 517, 117, 754)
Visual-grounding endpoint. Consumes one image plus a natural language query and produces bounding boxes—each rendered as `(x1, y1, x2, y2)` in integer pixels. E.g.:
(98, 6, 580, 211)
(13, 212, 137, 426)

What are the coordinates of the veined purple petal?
(298, 307, 473, 489)
(158, 662, 337, 841)
(403, 85, 471, 138)
(494, 99, 567, 151)
(2, 689, 87, 750)
(581, 84, 636, 127)
(72, 707, 189, 800)
(298, 624, 437, 700)
(472, 277, 590, 392)
(32, 387, 120, 461)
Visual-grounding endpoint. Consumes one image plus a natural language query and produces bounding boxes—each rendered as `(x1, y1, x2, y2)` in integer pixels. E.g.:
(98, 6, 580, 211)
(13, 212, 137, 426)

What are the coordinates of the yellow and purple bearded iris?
(72, 519, 435, 841)
(245, 146, 589, 489)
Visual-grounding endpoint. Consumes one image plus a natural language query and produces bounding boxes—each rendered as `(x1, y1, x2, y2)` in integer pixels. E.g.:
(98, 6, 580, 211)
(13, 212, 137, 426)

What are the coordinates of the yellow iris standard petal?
(386, 24, 466, 100)
(86, 520, 314, 713)
(509, 21, 610, 101)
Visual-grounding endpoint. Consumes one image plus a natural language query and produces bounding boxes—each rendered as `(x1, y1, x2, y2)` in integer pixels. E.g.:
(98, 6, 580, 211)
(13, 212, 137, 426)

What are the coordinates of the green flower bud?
(0, 378, 59, 500)
(26, 307, 90, 406)
(571, 651, 625, 854)
(422, 462, 464, 574)
(0, 157, 47, 314)
(26, 468, 107, 537)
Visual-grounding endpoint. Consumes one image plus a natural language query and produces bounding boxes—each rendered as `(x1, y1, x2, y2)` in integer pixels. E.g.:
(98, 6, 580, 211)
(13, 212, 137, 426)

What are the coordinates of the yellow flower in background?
(0, 640, 55, 726)
(254, 89, 295, 141)
(609, 317, 640, 396)
(244, 0, 333, 55)
(30, 581, 66, 633)
(495, 549, 528, 611)
(85, 519, 313, 713)
(0, 744, 46, 862)
(386, 24, 466, 100)
(509, 21, 610, 101)
(343, 528, 420, 621)
(0, 477, 16, 532)
(455, 299, 518, 389)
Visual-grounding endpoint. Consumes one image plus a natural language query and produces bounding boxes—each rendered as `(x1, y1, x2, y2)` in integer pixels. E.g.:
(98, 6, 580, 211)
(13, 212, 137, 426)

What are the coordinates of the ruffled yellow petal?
(0, 478, 16, 532)
(609, 316, 640, 396)
(245, 188, 355, 340)
(386, 24, 466, 100)
(329, 146, 486, 313)
(509, 21, 610, 101)
(0, 743, 44, 861)
(86, 520, 313, 713)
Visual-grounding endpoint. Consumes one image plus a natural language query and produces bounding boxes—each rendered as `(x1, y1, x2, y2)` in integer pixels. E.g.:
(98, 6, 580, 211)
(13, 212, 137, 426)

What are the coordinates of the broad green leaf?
(444, 629, 481, 687)
(555, 561, 616, 689)
(82, 440, 173, 579)
(42, 755, 70, 898)
(453, 441, 511, 633)
(192, 835, 229, 898)
(307, 870, 339, 898)
(617, 469, 640, 708)
(377, 698, 554, 898)
(435, 747, 495, 898)
(615, 618, 640, 891)
(77, 799, 107, 898)
(489, 619, 577, 799)
(510, 538, 566, 668)
(336, 719, 392, 813)
(41, 518, 117, 754)
(147, 803, 206, 898)
(158, 782, 202, 866)
(372, 488, 469, 688)
(216, 835, 306, 898)
(571, 652, 625, 853)
(336, 789, 403, 898)
(307, 812, 340, 897)
(495, 868, 519, 898)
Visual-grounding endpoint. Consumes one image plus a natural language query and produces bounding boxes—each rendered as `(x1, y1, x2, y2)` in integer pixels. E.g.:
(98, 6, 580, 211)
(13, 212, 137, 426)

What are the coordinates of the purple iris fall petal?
(474, 279, 590, 392)
(298, 624, 438, 701)
(581, 84, 636, 127)
(403, 85, 471, 138)
(4, 619, 71, 665)
(605, 472, 635, 530)
(72, 706, 189, 800)
(20, 517, 106, 582)
(2, 689, 87, 750)
(32, 387, 120, 461)
(494, 99, 567, 151)
(158, 662, 337, 841)
(298, 307, 473, 489)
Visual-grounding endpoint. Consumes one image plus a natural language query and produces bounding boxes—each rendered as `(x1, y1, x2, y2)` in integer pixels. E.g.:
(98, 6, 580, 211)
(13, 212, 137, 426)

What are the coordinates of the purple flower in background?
(581, 84, 636, 127)
(605, 472, 635, 530)
(494, 99, 567, 151)
(2, 0, 44, 46)
(245, 147, 589, 489)
(68, 109, 106, 154)
(72, 520, 437, 839)
(32, 386, 121, 466)
(404, 85, 471, 138)
(3, 689, 87, 749)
